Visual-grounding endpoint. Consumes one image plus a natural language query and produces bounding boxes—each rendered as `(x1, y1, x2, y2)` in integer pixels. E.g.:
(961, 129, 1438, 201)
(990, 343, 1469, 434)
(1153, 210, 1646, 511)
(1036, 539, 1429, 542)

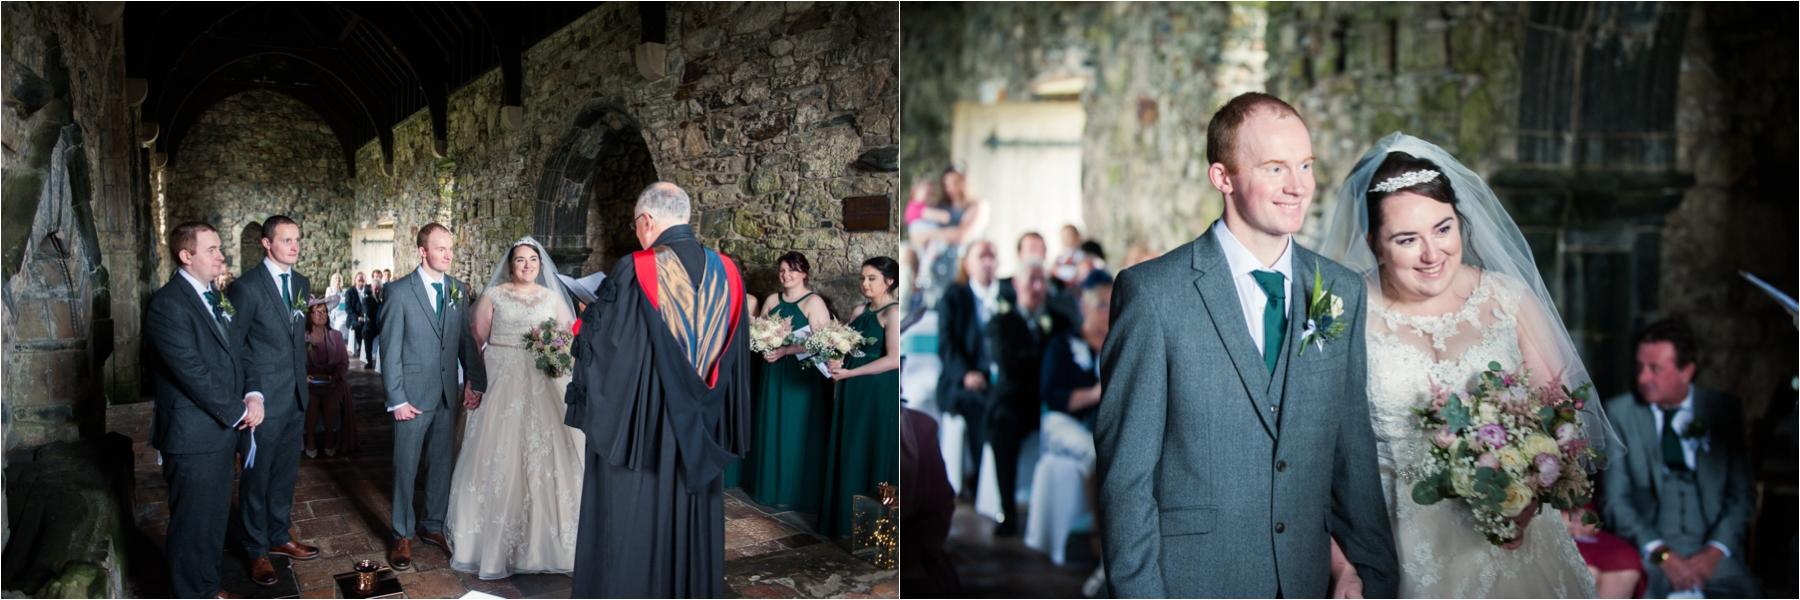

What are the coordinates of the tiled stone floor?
(117, 366, 895, 598)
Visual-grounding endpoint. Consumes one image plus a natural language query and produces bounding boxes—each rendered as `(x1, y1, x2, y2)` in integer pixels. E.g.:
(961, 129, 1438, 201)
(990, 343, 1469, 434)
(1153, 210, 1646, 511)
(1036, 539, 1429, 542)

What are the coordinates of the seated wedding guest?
(1566, 503, 1647, 598)
(745, 251, 834, 512)
(1038, 270, 1112, 592)
(937, 240, 1010, 492)
(819, 257, 902, 539)
(1603, 318, 1760, 598)
(1051, 224, 1085, 289)
(901, 405, 962, 598)
(213, 272, 235, 293)
(303, 296, 356, 458)
(1017, 230, 1049, 265)
(984, 260, 1072, 535)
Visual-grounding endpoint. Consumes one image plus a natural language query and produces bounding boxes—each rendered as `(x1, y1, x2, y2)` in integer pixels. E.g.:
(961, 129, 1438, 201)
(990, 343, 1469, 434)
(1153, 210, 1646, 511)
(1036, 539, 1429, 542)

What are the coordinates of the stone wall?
(1266, 2, 1524, 242)
(3, 1, 153, 444)
(163, 89, 356, 281)
(346, 2, 899, 312)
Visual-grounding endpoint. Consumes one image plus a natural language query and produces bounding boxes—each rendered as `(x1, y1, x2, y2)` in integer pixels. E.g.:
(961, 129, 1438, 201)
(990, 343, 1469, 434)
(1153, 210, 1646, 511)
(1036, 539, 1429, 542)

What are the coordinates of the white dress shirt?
(1642, 386, 1733, 560)
(264, 257, 295, 302)
(1212, 220, 1294, 355)
(970, 278, 1000, 330)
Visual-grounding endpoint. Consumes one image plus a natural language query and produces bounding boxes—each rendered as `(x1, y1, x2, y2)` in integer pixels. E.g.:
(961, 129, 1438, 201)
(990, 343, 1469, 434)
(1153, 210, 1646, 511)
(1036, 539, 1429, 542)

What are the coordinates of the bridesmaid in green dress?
(818, 256, 902, 539)
(742, 252, 835, 509)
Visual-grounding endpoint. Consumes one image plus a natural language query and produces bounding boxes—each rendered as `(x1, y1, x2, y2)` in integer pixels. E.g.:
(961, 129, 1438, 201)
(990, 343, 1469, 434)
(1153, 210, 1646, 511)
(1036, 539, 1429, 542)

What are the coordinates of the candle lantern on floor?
(851, 482, 899, 569)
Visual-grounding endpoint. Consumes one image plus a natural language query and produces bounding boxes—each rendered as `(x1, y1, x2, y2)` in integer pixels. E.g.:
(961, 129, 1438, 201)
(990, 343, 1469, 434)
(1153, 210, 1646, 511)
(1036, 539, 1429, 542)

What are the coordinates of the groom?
(380, 222, 486, 570)
(1095, 92, 1398, 597)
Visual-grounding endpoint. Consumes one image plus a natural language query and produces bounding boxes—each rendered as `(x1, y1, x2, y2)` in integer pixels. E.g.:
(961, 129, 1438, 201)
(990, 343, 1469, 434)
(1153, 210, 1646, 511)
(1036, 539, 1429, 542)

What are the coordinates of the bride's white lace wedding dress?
(1363, 268, 1596, 598)
(445, 284, 586, 579)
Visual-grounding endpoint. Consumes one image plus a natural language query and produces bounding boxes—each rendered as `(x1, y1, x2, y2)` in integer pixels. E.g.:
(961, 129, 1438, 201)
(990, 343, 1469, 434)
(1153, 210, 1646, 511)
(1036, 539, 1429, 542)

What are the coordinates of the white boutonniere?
(1036, 314, 1053, 335)
(218, 295, 237, 321)
(289, 294, 309, 323)
(1298, 261, 1347, 356)
(996, 298, 1013, 315)
(445, 281, 464, 310)
(1677, 414, 1712, 453)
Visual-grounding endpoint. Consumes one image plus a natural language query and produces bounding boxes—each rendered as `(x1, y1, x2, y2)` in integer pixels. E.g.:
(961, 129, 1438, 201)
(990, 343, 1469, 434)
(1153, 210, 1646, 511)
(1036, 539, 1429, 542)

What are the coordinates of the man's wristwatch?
(1651, 546, 1674, 565)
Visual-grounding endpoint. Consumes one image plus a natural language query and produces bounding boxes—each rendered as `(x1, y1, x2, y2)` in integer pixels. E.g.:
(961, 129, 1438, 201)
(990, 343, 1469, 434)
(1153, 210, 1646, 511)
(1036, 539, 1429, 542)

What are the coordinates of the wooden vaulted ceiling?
(124, 2, 606, 175)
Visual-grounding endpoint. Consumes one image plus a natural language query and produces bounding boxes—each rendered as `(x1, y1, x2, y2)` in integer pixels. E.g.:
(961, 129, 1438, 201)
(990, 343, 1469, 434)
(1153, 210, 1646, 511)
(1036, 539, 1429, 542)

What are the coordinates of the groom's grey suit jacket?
(1096, 226, 1398, 598)
(379, 270, 487, 411)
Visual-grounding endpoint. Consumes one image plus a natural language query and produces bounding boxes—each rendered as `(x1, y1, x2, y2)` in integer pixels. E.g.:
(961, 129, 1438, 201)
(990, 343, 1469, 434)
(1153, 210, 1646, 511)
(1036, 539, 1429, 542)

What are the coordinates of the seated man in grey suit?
(1603, 318, 1761, 597)
(144, 221, 258, 598)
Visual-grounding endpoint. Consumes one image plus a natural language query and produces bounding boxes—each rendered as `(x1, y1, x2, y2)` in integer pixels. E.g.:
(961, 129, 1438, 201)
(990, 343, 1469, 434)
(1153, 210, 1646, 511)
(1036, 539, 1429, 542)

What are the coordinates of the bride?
(445, 237, 587, 579)
(1319, 133, 1613, 597)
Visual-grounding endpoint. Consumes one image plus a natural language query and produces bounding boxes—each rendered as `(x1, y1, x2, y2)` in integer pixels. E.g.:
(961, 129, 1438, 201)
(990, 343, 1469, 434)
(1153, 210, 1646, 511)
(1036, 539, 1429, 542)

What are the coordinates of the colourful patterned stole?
(632, 246, 744, 388)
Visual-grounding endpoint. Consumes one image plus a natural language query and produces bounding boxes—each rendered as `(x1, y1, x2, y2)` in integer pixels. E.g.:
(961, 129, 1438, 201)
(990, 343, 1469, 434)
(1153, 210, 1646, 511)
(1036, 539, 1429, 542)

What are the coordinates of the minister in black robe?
(565, 183, 751, 598)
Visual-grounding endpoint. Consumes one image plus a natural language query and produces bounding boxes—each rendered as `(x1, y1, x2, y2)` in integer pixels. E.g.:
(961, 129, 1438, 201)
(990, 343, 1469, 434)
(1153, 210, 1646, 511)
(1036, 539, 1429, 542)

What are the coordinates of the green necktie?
(204, 289, 228, 335)
(280, 273, 292, 307)
(433, 282, 446, 326)
(1661, 410, 1689, 472)
(1251, 271, 1287, 374)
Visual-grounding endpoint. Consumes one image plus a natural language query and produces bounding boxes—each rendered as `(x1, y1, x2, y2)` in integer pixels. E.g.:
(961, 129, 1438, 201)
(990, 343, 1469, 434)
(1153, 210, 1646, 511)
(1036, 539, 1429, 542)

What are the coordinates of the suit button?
(1275, 522, 1286, 534)
(1276, 460, 1288, 472)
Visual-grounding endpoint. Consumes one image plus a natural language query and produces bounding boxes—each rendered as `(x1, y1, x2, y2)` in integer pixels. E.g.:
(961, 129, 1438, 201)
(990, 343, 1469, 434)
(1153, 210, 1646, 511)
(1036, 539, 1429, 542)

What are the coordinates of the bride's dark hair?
(1364, 151, 1471, 258)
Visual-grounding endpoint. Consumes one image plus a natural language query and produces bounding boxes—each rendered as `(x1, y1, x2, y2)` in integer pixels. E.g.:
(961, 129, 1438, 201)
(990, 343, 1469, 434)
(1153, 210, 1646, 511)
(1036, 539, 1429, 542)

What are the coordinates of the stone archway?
(533, 104, 659, 276)
(238, 221, 264, 273)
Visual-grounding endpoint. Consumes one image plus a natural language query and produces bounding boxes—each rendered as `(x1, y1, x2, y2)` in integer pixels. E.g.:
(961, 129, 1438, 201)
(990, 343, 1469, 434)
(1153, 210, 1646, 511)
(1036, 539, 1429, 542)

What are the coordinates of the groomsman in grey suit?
(144, 222, 258, 598)
(380, 222, 486, 570)
(1604, 318, 1760, 597)
(225, 215, 321, 586)
(1095, 92, 1397, 598)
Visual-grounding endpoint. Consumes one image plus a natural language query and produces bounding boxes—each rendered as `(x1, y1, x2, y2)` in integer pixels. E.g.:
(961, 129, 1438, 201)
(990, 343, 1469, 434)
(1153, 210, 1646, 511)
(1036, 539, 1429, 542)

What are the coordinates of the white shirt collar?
(263, 256, 292, 276)
(1651, 386, 1696, 417)
(970, 277, 998, 302)
(416, 266, 444, 286)
(177, 268, 212, 297)
(1213, 220, 1294, 282)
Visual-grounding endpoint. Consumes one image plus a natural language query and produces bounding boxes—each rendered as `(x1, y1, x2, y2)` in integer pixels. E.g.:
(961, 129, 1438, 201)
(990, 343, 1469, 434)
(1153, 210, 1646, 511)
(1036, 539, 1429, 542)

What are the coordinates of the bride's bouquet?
(523, 318, 575, 378)
(749, 314, 797, 354)
(1408, 362, 1602, 546)
(800, 320, 876, 375)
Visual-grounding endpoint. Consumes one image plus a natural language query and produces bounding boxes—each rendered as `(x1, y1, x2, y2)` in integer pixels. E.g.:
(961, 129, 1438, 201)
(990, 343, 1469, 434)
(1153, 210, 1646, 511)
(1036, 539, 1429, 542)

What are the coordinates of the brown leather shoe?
(420, 531, 453, 555)
(269, 540, 320, 560)
(388, 538, 413, 571)
(249, 556, 278, 587)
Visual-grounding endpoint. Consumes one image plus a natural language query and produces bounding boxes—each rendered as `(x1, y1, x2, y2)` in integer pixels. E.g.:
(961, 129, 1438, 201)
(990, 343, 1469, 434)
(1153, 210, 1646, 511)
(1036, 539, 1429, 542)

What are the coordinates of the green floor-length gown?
(743, 293, 832, 510)
(817, 302, 900, 539)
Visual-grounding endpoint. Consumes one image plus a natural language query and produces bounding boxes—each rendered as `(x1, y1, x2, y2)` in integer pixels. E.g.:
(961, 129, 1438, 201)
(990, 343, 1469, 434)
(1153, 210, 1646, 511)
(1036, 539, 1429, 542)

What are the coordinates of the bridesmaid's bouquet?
(1408, 362, 1602, 546)
(800, 320, 876, 373)
(523, 318, 575, 378)
(749, 314, 796, 354)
